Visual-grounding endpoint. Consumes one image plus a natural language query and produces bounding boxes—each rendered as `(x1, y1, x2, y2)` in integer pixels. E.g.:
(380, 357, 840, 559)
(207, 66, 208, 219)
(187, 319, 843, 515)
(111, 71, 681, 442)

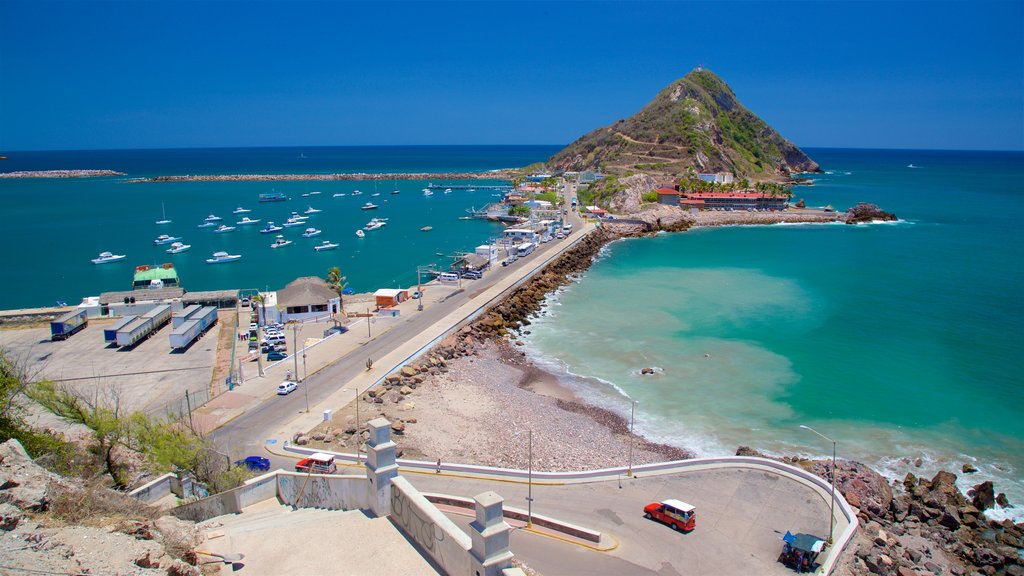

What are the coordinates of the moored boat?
(153, 234, 181, 245)
(361, 202, 379, 210)
(332, 193, 347, 197)
(166, 242, 191, 254)
(364, 218, 387, 231)
(155, 203, 171, 224)
(302, 227, 322, 238)
(314, 240, 339, 251)
(352, 190, 363, 196)
(205, 214, 222, 222)
(421, 226, 433, 232)
(270, 235, 292, 249)
(259, 192, 288, 202)
(206, 251, 241, 264)
(213, 224, 236, 233)
(233, 206, 252, 214)
(236, 216, 262, 225)
(92, 251, 126, 264)
(197, 222, 216, 228)
(304, 206, 322, 214)
(260, 222, 283, 233)
(355, 229, 365, 238)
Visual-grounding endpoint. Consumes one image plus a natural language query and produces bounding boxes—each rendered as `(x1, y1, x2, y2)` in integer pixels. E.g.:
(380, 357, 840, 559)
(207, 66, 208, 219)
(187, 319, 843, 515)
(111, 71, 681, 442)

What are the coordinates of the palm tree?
(326, 266, 348, 317)
(252, 293, 267, 326)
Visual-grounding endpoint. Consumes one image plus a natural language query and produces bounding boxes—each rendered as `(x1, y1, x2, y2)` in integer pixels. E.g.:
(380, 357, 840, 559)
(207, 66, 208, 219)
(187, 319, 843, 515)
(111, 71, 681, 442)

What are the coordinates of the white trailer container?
(115, 317, 154, 347)
(168, 307, 218, 350)
(143, 304, 172, 330)
(169, 319, 202, 350)
(172, 304, 202, 328)
(104, 315, 137, 343)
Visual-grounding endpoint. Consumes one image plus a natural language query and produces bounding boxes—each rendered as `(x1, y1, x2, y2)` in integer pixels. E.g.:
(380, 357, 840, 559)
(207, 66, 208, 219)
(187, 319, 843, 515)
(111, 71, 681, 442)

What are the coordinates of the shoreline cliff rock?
(0, 169, 125, 178)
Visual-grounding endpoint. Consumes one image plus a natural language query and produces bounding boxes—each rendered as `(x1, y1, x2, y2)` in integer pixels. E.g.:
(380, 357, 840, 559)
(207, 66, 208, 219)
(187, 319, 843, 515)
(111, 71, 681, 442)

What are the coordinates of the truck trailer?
(115, 304, 171, 347)
(169, 306, 217, 350)
(50, 309, 88, 341)
(103, 315, 137, 344)
(171, 305, 202, 328)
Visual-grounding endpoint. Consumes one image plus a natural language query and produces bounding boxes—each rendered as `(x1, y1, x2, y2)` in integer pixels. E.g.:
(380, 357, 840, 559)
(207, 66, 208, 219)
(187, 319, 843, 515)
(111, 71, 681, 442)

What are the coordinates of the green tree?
(508, 204, 531, 217)
(31, 382, 131, 487)
(252, 293, 267, 326)
(641, 191, 659, 203)
(0, 350, 75, 469)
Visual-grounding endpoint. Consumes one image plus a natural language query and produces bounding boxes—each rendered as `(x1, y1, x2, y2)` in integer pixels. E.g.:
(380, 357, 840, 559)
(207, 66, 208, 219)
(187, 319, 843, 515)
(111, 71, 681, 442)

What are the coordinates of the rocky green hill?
(548, 68, 820, 180)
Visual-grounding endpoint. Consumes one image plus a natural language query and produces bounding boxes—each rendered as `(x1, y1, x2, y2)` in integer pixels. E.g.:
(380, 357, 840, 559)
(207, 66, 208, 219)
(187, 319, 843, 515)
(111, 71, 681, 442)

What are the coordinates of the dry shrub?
(46, 481, 158, 526)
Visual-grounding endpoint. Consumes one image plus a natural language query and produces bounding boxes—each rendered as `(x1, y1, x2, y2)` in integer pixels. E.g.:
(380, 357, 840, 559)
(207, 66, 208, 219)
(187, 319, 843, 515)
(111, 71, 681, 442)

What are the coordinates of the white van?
(265, 333, 286, 345)
(438, 272, 460, 285)
(562, 223, 573, 235)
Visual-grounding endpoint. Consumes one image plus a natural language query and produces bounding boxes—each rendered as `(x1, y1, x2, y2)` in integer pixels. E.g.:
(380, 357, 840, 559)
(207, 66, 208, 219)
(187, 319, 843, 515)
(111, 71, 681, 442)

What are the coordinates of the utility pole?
(800, 425, 837, 545)
(291, 323, 299, 383)
(366, 308, 371, 338)
(628, 400, 638, 477)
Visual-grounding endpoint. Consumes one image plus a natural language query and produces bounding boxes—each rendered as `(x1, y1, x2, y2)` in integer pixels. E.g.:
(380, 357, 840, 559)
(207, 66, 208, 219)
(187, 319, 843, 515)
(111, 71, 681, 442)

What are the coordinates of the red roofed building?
(656, 187, 681, 206)
(683, 192, 788, 211)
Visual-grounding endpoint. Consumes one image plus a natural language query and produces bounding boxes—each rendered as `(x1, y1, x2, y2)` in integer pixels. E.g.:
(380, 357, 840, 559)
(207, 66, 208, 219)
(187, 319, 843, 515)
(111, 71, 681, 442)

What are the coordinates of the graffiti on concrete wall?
(391, 484, 468, 573)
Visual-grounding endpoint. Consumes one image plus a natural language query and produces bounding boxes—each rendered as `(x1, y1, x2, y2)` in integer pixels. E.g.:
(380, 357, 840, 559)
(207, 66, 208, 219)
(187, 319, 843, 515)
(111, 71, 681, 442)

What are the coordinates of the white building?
(262, 277, 341, 324)
(698, 172, 735, 184)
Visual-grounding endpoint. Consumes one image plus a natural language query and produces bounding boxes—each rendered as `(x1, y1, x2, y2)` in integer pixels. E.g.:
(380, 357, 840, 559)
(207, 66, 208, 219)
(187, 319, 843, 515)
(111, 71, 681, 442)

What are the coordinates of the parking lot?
(0, 315, 219, 417)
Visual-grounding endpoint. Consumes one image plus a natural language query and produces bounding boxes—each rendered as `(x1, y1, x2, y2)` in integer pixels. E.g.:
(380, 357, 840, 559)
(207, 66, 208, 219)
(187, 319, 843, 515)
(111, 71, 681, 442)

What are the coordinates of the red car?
(644, 499, 696, 532)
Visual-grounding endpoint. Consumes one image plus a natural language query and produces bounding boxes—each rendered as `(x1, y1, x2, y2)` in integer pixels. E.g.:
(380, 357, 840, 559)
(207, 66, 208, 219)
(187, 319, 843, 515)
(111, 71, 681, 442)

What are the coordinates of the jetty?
(134, 171, 517, 183)
(426, 183, 512, 190)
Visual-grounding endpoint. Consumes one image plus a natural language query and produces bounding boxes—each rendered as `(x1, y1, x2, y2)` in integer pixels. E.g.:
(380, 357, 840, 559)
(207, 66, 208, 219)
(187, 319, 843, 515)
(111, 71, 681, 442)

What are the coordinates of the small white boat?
(233, 206, 251, 214)
(270, 235, 292, 249)
(304, 206, 322, 214)
(206, 251, 241, 264)
(352, 190, 363, 196)
(364, 218, 387, 231)
(361, 202, 379, 211)
(333, 193, 347, 197)
(155, 203, 171, 224)
(197, 222, 216, 228)
(355, 229, 365, 238)
(213, 224, 236, 233)
(421, 226, 433, 232)
(289, 212, 309, 221)
(282, 219, 305, 228)
(391, 189, 400, 195)
(309, 191, 321, 196)
(91, 251, 126, 264)
(371, 192, 380, 197)
(302, 227, 322, 237)
(467, 188, 476, 192)
(423, 188, 433, 196)
(314, 240, 339, 251)
(236, 216, 262, 225)
(301, 193, 310, 197)
(205, 214, 223, 222)
(166, 242, 191, 254)
(153, 234, 181, 245)
(444, 188, 452, 194)
(260, 222, 283, 233)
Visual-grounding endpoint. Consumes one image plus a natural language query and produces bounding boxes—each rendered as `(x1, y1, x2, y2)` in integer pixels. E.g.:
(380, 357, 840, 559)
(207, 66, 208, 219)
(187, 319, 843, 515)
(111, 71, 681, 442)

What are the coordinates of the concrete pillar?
(364, 417, 398, 517)
(469, 491, 514, 576)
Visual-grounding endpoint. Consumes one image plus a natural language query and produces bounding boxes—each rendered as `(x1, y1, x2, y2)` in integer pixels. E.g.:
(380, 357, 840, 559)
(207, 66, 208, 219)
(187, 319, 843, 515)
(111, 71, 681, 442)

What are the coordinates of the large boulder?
(809, 459, 892, 517)
(970, 480, 995, 511)
(609, 173, 659, 214)
(845, 202, 897, 224)
(0, 439, 71, 511)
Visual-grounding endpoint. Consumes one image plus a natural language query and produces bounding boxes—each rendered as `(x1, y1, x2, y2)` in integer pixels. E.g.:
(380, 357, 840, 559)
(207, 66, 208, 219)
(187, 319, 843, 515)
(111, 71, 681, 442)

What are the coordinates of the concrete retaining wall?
(391, 476, 472, 576)
(236, 472, 279, 509)
(128, 472, 178, 503)
(424, 493, 601, 543)
(171, 489, 241, 522)
(277, 472, 369, 510)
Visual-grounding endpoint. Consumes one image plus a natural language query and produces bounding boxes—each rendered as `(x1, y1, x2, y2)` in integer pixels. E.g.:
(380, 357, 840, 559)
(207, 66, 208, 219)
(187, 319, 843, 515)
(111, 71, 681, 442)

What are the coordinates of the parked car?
(502, 256, 517, 267)
(240, 297, 250, 307)
(235, 456, 270, 471)
(262, 343, 287, 354)
(248, 341, 259, 352)
(294, 453, 337, 474)
(267, 351, 289, 361)
(276, 380, 297, 395)
(643, 499, 696, 532)
(249, 322, 259, 331)
(462, 270, 483, 280)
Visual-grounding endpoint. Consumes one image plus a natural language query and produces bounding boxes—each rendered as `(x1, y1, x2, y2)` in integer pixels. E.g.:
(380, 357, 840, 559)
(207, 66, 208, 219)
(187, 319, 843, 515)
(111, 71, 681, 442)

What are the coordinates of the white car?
(277, 381, 297, 395)
(249, 322, 259, 331)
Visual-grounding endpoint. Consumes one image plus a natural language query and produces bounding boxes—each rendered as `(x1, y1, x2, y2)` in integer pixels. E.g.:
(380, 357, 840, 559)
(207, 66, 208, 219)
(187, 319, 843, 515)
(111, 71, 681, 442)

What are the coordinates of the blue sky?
(1, 1, 1021, 151)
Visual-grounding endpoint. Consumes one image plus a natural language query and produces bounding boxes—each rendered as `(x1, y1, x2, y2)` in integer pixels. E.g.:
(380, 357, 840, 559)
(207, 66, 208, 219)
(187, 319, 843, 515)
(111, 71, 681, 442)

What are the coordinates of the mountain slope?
(548, 69, 820, 180)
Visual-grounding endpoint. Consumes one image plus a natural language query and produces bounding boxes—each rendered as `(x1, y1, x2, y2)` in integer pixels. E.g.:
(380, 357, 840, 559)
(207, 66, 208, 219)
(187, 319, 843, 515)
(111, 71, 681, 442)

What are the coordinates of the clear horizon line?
(1, 144, 1022, 154)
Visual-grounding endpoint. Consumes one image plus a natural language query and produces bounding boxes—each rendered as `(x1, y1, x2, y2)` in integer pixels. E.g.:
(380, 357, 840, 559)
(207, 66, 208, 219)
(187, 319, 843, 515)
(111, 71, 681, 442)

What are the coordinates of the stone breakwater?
(136, 171, 515, 183)
(0, 169, 125, 178)
(736, 447, 1024, 576)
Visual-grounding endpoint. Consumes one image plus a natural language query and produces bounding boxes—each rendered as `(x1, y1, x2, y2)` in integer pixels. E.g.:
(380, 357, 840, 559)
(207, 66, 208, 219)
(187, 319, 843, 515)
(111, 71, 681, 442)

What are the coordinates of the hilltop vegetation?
(548, 69, 820, 181)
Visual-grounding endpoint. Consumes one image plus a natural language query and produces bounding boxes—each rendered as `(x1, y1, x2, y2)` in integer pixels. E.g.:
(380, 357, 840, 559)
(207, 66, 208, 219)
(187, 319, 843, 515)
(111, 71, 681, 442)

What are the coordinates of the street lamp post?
(627, 400, 638, 477)
(291, 323, 299, 383)
(345, 387, 361, 463)
(515, 429, 534, 529)
(800, 424, 837, 545)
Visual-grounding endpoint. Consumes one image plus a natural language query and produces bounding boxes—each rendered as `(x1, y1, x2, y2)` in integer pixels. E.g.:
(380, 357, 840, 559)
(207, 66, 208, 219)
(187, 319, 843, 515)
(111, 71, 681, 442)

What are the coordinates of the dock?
(427, 183, 511, 190)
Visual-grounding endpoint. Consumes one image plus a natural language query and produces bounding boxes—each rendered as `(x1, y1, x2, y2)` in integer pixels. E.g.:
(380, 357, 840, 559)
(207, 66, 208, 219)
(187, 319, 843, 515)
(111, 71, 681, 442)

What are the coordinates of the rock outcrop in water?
(846, 202, 898, 224)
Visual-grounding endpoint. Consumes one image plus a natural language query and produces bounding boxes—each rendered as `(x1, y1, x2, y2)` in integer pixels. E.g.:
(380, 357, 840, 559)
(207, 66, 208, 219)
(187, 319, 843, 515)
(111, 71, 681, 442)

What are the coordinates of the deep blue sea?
(3, 146, 1021, 518)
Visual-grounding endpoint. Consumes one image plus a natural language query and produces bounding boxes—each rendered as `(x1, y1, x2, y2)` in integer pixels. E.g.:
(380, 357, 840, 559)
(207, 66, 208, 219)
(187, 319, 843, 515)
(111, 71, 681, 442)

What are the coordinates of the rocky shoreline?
(0, 169, 125, 178)
(133, 171, 516, 183)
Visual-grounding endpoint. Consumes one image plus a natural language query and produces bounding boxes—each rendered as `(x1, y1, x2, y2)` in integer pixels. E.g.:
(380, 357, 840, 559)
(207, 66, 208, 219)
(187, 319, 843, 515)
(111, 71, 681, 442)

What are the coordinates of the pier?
(426, 183, 512, 190)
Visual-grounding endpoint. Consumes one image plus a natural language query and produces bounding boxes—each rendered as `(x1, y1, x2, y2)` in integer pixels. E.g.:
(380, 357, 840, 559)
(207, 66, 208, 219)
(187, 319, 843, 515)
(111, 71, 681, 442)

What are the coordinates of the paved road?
(406, 465, 831, 576)
(210, 201, 586, 462)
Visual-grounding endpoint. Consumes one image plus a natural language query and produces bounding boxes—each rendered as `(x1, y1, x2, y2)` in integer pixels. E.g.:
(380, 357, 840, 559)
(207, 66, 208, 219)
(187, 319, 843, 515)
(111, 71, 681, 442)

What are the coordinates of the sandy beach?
(305, 339, 690, 471)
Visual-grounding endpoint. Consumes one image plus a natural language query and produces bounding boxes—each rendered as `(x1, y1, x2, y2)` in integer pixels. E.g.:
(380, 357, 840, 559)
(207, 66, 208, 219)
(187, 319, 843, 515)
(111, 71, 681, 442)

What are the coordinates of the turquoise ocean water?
(521, 148, 1024, 519)
(3, 146, 1022, 517)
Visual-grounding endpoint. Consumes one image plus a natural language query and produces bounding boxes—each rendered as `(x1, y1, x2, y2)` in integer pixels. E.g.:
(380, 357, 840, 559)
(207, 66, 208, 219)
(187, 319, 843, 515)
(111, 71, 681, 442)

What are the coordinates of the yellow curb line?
(520, 525, 620, 553)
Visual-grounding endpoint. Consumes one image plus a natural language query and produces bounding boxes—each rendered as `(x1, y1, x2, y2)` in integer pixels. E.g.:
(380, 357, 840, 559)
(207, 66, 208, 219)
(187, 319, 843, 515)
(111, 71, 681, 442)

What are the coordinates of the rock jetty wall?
(0, 169, 125, 178)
